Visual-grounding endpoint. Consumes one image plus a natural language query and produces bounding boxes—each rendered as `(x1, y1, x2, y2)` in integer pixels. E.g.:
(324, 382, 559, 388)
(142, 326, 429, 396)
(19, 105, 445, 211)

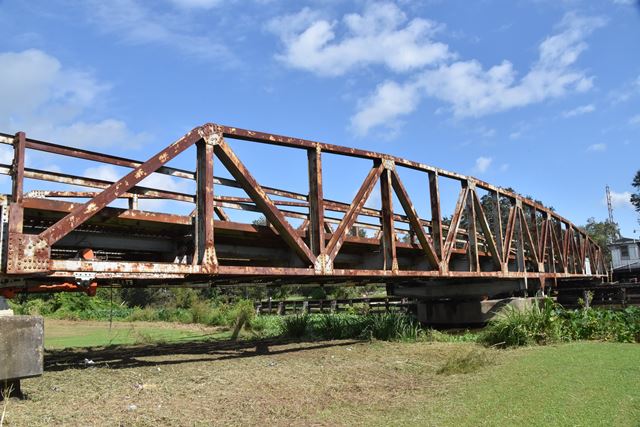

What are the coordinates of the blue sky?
(0, 0, 638, 236)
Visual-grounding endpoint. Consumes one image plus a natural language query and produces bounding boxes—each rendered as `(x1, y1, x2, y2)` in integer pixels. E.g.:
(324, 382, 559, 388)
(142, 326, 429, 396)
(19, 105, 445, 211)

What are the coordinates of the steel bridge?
(0, 124, 607, 300)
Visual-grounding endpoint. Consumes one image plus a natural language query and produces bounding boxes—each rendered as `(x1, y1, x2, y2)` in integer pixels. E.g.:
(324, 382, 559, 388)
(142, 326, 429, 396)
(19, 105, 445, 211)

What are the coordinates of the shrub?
(172, 288, 199, 309)
(190, 300, 212, 324)
(206, 305, 233, 327)
(281, 314, 311, 339)
(364, 312, 421, 341)
(230, 299, 256, 340)
(560, 305, 640, 343)
(248, 315, 283, 338)
(481, 298, 564, 347)
(127, 307, 160, 322)
(312, 313, 368, 339)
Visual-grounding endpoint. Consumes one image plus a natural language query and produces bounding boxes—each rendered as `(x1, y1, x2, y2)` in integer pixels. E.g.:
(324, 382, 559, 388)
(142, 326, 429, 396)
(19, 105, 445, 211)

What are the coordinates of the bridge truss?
(0, 124, 607, 298)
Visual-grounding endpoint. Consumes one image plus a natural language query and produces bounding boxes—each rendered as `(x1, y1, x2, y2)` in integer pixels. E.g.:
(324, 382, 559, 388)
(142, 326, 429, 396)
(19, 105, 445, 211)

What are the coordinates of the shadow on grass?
(44, 337, 363, 371)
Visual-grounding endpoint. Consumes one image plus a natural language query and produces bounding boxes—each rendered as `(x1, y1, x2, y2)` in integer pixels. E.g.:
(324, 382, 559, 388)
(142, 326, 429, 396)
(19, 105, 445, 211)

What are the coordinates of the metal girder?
(0, 123, 608, 288)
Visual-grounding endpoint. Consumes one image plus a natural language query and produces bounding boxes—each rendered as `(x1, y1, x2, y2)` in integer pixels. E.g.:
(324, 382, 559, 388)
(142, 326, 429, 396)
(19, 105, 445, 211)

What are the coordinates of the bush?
(312, 313, 368, 339)
(481, 298, 640, 348)
(481, 298, 563, 347)
(282, 314, 311, 339)
(190, 300, 212, 324)
(364, 313, 421, 341)
(248, 315, 283, 338)
(560, 306, 640, 343)
(230, 300, 256, 340)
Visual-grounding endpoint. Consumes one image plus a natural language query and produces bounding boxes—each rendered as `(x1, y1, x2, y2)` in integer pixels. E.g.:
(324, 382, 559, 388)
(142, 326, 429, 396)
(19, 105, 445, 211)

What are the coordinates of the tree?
(631, 170, 640, 221)
(252, 215, 267, 226)
(348, 225, 367, 238)
(581, 217, 620, 263)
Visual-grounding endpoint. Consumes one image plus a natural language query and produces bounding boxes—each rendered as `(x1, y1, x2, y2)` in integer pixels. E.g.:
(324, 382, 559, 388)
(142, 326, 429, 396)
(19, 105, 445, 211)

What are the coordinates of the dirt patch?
(5, 339, 482, 426)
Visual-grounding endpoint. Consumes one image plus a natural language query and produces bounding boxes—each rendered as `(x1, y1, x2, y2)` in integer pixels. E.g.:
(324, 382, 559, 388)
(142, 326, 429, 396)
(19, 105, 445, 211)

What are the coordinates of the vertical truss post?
(428, 171, 443, 262)
(380, 160, 397, 272)
(307, 146, 325, 256)
(11, 132, 25, 205)
(514, 201, 526, 273)
(128, 194, 139, 210)
(9, 132, 25, 234)
(195, 136, 218, 272)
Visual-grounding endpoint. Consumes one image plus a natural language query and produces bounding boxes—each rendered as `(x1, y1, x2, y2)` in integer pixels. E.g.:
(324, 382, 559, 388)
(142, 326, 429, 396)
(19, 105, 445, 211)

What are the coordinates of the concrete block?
(417, 297, 537, 326)
(0, 296, 13, 316)
(0, 316, 44, 381)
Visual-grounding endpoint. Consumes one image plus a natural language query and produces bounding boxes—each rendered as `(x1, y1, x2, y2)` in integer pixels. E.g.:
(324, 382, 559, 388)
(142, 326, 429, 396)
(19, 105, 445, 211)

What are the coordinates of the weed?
(190, 300, 212, 325)
(363, 313, 421, 341)
(230, 300, 255, 340)
(481, 298, 563, 347)
(437, 349, 491, 375)
(281, 314, 311, 338)
(1, 383, 14, 426)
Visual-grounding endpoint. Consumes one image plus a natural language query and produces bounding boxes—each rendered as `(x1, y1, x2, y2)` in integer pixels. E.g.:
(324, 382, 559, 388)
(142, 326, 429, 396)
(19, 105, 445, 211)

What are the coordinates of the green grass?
(44, 319, 227, 349)
(377, 342, 640, 426)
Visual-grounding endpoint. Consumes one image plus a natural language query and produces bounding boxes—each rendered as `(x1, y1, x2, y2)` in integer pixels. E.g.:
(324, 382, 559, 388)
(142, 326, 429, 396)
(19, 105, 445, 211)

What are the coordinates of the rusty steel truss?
(0, 124, 607, 297)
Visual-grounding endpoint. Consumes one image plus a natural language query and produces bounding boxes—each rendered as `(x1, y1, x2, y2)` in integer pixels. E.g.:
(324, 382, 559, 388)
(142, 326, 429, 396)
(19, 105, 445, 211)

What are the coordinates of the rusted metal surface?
(0, 123, 607, 294)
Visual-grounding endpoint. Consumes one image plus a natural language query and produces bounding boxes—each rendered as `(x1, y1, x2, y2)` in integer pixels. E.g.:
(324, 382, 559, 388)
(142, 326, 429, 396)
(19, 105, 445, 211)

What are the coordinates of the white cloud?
(587, 143, 607, 152)
(562, 103, 595, 117)
(50, 120, 150, 149)
(0, 49, 148, 149)
(87, 0, 232, 62)
(473, 156, 493, 174)
(84, 165, 122, 183)
(168, 0, 221, 9)
(417, 13, 604, 118)
(0, 49, 107, 121)
(350, 12, 605, 134)
(351, 80, 422, 135)
(605, 190, 633, 209)
(630, 114, 640, 126)
(270, 2, 451, 77)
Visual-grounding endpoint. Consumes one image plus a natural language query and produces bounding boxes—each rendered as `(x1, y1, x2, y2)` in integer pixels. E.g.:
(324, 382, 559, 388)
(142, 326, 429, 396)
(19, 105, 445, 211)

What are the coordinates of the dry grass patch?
(6, 339, 486, 426)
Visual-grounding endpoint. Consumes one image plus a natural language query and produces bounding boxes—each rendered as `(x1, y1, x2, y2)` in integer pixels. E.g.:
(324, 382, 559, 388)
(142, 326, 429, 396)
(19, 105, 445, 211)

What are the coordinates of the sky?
(0, 0, 639, 237)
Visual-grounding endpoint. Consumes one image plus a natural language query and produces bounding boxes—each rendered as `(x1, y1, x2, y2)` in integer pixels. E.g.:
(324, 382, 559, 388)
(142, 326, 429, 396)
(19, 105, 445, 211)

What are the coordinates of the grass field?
(2, 319, 639, 426)
(43, 319, 229, 349)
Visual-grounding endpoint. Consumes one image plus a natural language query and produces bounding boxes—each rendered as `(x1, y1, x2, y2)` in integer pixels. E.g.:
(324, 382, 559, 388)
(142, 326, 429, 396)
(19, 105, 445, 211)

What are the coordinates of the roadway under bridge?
(0, 124, 608, 303)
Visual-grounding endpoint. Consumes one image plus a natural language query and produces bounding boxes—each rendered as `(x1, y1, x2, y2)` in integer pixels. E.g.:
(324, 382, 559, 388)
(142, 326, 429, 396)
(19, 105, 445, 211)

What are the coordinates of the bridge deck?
(0, 124, 607, 297)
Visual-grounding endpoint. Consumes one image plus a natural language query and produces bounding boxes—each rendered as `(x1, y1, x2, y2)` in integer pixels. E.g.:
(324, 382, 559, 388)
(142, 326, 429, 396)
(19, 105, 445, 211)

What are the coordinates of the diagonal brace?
(39, 125, 216, 246)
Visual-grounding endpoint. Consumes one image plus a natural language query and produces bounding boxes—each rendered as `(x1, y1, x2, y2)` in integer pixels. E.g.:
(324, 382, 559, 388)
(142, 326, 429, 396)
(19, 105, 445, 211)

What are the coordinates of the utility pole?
(605, 185, 621, 241)
(606, 185, 614, 225)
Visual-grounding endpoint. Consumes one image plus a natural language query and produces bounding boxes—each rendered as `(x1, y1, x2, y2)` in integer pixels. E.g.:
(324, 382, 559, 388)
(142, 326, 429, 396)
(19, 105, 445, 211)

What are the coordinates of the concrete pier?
(0, 315, 44, 397)
(416, 297, 537, 326)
